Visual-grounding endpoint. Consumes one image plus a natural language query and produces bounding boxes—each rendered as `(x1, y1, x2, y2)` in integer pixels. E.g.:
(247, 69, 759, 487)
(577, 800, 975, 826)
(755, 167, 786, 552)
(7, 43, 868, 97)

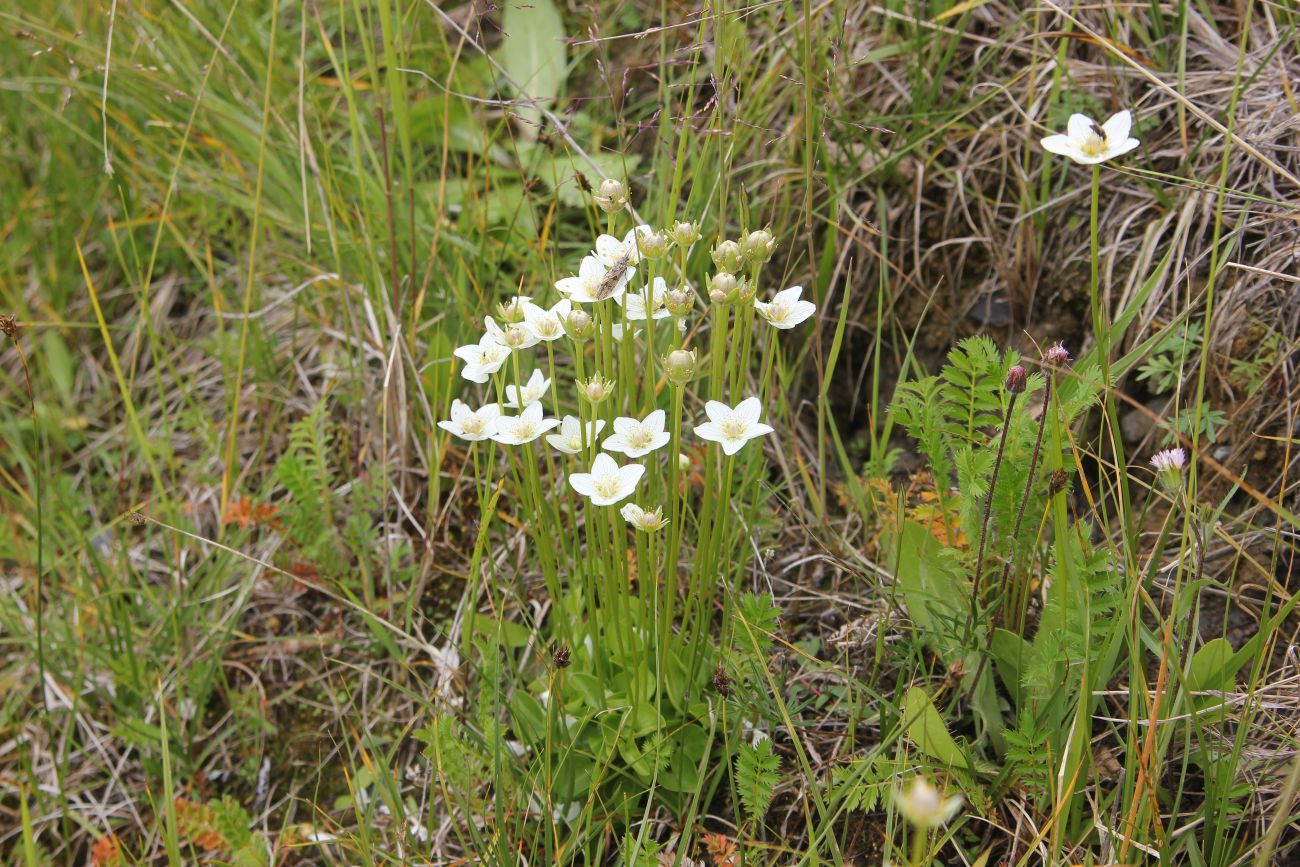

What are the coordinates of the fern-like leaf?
(735, 738, 781, 820)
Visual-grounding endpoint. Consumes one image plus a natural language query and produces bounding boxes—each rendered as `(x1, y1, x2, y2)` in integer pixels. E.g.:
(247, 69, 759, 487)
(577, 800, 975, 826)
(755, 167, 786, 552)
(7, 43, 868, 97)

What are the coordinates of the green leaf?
(890, 521, 967, 653)
(903, 686, 970, 769)
(735, 737, 781, 818)
(1188, 637, 1240, 696)
(498, 0, 567, 136)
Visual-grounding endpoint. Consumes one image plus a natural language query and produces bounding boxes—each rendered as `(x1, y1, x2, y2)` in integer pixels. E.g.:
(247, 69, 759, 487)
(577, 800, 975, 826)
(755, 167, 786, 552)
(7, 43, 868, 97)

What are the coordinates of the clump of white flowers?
(436, 182, 820, 709)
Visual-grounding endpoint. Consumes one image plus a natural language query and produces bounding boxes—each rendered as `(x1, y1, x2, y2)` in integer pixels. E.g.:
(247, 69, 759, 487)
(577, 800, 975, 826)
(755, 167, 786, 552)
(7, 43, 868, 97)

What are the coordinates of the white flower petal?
(1101, 109, 1131, 144)
(1066, 113, 1094, 141)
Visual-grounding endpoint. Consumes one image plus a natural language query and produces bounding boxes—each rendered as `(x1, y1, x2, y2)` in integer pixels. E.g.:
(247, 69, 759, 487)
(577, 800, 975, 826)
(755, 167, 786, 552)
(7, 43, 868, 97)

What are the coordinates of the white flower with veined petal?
(437, 399, 501, 442)
(504, 370, 551, 409)
(620, 503, 667, 533)
(491, 402, 560, 446)
(611, 323, 642, 343)
(603, 410, 671, 458)
(595, 224, 654, 267)
(545, 415, 606, 455)
(694, 397, 774, 456)
(522, 298, 572, 342)
(568, 453, 645, 506)
(616, 276, 672, 321)
(755, 285, 817, 330)
(453, 333, 510, 384)
(1040, 110, 1140, 165)
(484, 316, 540, 351)
(555, 255, 635, 303)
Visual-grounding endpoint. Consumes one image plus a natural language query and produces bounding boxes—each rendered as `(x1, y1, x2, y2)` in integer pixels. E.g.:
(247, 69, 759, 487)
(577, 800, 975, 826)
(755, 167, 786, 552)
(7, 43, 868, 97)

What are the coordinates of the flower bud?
(1044, 341, 1072, 368)
(664, 349, 696, 386)
(497, 296, 527, 323)
(1004, 364, 1027, 394)
(637, 230, 669, 260)
(677, 452, 691, 472)
(578, 374, 615, 404)
(736, 279, 757, 304)
(1047, 469, 1069, 496)
(708, 271, 739, 304)
(564, 309, 593, 340)
(669, 220, 700, 248)
(665, 288, 694, 317)
(1150, 448, 1187, 493)
(712, 239, 743, 273)
(593, 178, 627, 214)
(740, 228, 776, 266)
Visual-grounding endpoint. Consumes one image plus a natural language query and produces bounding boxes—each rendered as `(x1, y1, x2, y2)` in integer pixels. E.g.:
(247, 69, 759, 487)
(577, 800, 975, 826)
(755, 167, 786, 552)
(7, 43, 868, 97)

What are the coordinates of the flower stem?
(995, 374, 1052, 630)
(968, 389, 1018, 635)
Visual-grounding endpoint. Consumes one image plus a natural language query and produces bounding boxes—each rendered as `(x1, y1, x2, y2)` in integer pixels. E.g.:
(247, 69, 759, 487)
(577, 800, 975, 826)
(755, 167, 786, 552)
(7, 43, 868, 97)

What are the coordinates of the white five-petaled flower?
(555, 255, 635, 303)
(490, 402, 559, 446)
(453, 333, 511, 383)
(755, 285, 817, 330)
(595, 224, 655, 268)
(437, 399, 501, 442)
(504, 369, 551, 409)
(895, 777, 964, 829)
(620, 503, 668, 533)
(603, 409, 671, 458)
(521, 298, 572, 341)
(617, 276, 672, 321)
(694, 397, 774, 456)
(484, 316, 540, 351)
(568, 453, 645, 506)
(1040, 109, 1139, 165)
(546, 415, 606, 455)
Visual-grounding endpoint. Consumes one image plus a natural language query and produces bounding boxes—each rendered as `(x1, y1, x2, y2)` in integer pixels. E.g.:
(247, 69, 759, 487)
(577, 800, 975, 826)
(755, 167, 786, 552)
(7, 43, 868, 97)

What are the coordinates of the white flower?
(546, 415, 606, 454)
(603, 409, 671, 458)
(694, 397, 774, 456)
(616, 276, 672, 321)
(620, 503, 667, 533)
(453, 333, 510, 384)
(1040, 109, 1140, 165)
(555, 254, 634, 303)
(485, 314, 541, 351)
(755, 285, 817, 330)
(491, 402, 559, 445)
(521, 298, 572, 341)
(568, 453, 645, 506)
(595, 224, 655, 267)
(895, 777, 963, 829)
(437, 399, 502, 442)
(504, 369, 551, 409)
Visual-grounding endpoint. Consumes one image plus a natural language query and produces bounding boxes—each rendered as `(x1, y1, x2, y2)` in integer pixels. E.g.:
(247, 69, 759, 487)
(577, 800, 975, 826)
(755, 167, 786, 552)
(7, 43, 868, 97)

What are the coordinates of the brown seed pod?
(712, 662, 732, 697)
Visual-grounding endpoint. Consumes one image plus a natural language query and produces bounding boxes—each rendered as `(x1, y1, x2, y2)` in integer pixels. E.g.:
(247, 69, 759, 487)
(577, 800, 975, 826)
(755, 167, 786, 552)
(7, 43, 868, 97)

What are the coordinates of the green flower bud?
(565, 309, 594, 340)
(664, 349, 697, 385)
(637, 230, 669, 260)
(669, 220, 700, 248)
(712, 239, 743, 273)
(664, 288, 694, 318)
(594, 178, 627, 214)
(740, 228, 776, 266)
(578, 374, 615, 404)
(708, 271, 739, 304)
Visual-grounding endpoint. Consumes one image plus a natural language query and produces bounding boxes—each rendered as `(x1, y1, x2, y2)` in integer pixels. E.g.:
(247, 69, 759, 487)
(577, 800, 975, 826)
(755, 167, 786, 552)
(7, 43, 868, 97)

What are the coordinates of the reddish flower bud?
(1004, 364, 1027, 394)
(1044, 341, 1072, 368)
